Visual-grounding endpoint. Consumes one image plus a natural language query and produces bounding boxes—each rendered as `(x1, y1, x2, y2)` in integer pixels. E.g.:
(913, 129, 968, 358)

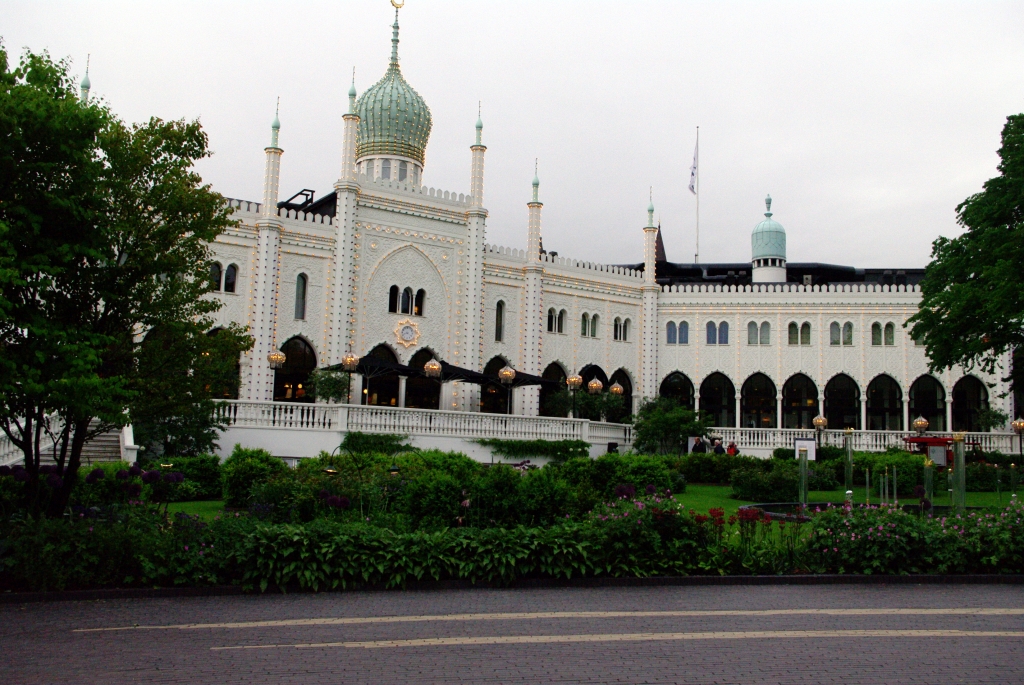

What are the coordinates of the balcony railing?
(707, 427, 1018, 454)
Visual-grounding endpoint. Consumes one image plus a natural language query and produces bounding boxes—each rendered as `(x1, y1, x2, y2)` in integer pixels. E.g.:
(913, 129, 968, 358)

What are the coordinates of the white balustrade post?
(398, 376, 407, 408)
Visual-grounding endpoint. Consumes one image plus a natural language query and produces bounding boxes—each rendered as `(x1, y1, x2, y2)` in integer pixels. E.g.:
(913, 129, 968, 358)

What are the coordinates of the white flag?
(688, 137, 698, 195)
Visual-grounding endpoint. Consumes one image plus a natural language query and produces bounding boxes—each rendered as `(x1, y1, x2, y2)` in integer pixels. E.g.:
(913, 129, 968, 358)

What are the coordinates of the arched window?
(224, 264, 237, 293)
(401, 287, 412, 315)
(622, 319, 630, 342)
(952, 376, 990, 431)
(825, 374, 861, 429)
(209, 262, 222, 292)
(788, 322, 799, 345)
(706, 321, 717, 345)
(398, 160, 408, 182)
(719, 321, 729, 345)
(405, 348, 441, 410)
(273, 337, 317, 403)
(581, 313, 590, 337)
(747, 321, 759, 345)
(659, 372, 695, 410)
(557, 309, 566, 333)
(667, 321, 677, 345)
(800, 322, 811, 346)
(388, 285, 399, 313)
(540, 362, 569, 417)
(842, 322, 853, 346)
(830, 322, 841, 346)
(871, 322, 883, 346)
(591, 315, 600, 337)
(294, 274, 307, 320)
(411, 166, 419, 186)
(495, 301, 505, 342)
(381, 159, 391, 180)
(482, 356, 513, 414)
(547, 308, 556, 333)
(782, 373, 819, 429)
(607, 369, 633, 423)
(364, 160, 374, 178)
(910, 375, 946, 432)
(760, 321, 771, 345)
(679, 321, 689, 345)
(884, 322, 895, 346)
(414, 289, 425, 316)
(867, 374, 903, 430)
(700, 372, 736, 427)
(613, 317, 622, 341)
(362, 344, 400, 407)
(741, 373, 777, 428)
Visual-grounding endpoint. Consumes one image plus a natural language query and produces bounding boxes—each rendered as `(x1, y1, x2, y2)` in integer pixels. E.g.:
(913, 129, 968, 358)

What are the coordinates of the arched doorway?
(700, 372, 735, 428)
(577, 365, 610, 421)
(909, 375, 946, 431)
(742, 373, 777, 428)
(405, 349, 441, 409)
(274, 337, 317, 403)
(363, 344, 400, 407)
(659, 372, 695, 410)
(480, 356, 510, 414)
(824, 374, 861, 429)
(952, 375, 989, 432)
(867, 374, 903, 430)
(607, 369, 633, 423)
(782, 373, 819, 428)
(539, 362, 568, 417)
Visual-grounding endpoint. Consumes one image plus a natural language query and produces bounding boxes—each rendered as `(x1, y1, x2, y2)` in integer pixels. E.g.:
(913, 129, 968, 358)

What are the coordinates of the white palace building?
(200, 10, 1018, 460)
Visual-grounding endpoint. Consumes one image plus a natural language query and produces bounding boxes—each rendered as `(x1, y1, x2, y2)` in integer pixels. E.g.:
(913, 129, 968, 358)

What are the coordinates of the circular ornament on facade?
(395, 319, 421, 348)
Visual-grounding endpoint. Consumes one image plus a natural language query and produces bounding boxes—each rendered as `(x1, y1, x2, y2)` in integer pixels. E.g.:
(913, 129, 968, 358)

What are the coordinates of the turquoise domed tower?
(355, 9, 432, 186)
(751, 194, 787, 283)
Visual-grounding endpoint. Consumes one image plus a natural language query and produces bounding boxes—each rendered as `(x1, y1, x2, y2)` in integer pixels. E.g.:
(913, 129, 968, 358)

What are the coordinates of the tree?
(907, 114, 1024, 400)
(0, 46, 245, 514)
(631, 397, 709, 455)
(305, 367, 352, 404)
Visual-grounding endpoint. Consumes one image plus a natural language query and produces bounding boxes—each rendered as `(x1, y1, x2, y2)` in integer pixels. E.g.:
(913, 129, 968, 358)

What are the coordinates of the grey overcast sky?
(4, 1, 1023, 267)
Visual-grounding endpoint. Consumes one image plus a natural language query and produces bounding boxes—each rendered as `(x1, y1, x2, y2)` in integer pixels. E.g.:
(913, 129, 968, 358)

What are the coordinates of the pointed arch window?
(381, 159, 391, 180)
(706, 321, 718, 345)
(718, 321, 729, 345)
(843, 322, 854, 346)
(495, 300, 505, 342)
(622, 319, 630, 342)
(365, 160, 374, 178)
(210, 263, 222, 292)
(294, 274, 307, 320)
(224, 264, 237, 293)
(414, 289, 425, 316)
(667, 321, 677, 345)
(872, 322, 883, 346)
(679, 321, 689, 345)
(800, 322, 811, 346)
(557, 309, 566, 333)
(760, 321, 770, 345)
(613, 317, 623, 341)
(884, 322, 895, 346)
(830, 322, 841, 346)
(547, 308, 556, 333)
(789, 322, 799, 345)
(748, 321, 759, 345)
(398, 161, 408, 182)
(400, 287, 412, 314)
(591, 315, 600, 338)
(581, 313, 590, 337)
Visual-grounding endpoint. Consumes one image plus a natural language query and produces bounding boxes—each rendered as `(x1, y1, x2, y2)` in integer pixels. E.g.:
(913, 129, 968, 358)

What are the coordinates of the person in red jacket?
(726, 442, 739, 456)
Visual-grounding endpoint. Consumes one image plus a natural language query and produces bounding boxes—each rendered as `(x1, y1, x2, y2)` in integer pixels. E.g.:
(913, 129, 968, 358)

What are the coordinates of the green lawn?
(166, 500, 225, 521)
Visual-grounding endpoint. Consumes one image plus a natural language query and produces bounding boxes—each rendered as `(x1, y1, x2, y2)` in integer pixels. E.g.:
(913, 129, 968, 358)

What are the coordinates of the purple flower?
(614, 484, 636, 499)
(85, 468, 105, 484)
(127, 483, 142, 497)
(46, 473, 63, 489)
(128, 463, 142, 477)
(141, 470, 160, 484)
(318, 488, 330, 500)
(115, 469, 129, 480)
(645, 484, 657, 495)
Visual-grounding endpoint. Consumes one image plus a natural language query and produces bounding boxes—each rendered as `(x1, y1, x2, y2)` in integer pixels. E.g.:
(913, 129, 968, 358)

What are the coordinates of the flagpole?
(694, 126, 700, 264)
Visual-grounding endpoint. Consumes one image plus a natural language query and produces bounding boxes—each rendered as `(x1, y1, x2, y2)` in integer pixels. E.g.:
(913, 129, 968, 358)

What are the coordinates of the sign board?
(928, 445, 947, 467)
(794, 438, 816, 461)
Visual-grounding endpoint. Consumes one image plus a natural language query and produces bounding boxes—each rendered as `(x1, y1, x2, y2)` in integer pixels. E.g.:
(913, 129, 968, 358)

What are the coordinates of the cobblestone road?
(3, 584, 1024, 684)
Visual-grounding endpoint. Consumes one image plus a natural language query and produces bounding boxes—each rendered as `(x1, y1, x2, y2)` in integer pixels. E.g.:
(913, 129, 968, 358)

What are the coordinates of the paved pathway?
(3, 584, 1024, 684)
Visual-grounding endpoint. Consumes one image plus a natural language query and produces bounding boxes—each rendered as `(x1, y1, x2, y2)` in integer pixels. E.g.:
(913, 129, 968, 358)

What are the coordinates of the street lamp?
(498, 365, 516, 415)
(268, 350, 286, 369)
(913, 416, 929, 436)
(1013, 418, 1024, 458)
(609, 382, 624, 396)
(423, 357, 443, 411)
(812, 414, 827, 448)
(566, 374, 583, 418)
(587, 378, 603, 394)
(341, 351, 359, 404)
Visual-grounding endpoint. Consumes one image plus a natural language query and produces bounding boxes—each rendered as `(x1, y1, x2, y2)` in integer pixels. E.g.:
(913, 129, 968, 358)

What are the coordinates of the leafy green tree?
(574, 390, 626, 423)
(0, 47, 244, 514)
(306, 367, 351, 403)
(907, 114, 1024, 397)
(631, 397, 709, 454)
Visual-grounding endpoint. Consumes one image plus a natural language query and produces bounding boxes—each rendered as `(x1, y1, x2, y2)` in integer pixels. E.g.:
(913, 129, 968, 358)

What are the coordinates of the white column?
(398, 376, 407, 408)
(458, 130, 487, 411)
(329, 105, 360, 366)
(902, 393, 910, 432)
(735, 396, 742, 428)
(640, 202, 660, 403)
(349, 373, 363, 405)
(245, 141, 284, 402)
(945, 397, 952, 432)
(522, 176, 543, 416)
(777, 396, 783, 429)
(861, 391, 868, 430)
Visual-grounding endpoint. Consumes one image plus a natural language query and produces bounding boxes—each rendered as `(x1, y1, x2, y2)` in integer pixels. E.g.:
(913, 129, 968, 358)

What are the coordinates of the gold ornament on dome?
(394, 319, 420, 348)
(390, 0, 404, 7)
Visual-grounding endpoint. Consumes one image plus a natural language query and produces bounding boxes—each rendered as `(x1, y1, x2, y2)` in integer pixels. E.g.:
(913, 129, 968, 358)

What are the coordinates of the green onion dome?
(751, 194, 786, 260)
(355, 13, 432, 166)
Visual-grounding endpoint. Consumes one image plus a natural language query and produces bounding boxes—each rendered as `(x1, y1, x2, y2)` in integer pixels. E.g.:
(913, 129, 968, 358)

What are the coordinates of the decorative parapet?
(483, 244, 644, 280)
(661, 283, 921, 294)
(225, 197, 334, 226)
(356, 172, 471, 209)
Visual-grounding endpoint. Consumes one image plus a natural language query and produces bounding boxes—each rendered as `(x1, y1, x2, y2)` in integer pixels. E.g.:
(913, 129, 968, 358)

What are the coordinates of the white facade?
(206, 16, 1015, 434)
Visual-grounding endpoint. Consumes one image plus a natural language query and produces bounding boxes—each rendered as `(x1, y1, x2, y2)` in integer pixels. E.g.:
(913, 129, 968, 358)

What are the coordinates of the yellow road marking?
(74, 608, 1024, 633)
(209, 629, 1024, 650)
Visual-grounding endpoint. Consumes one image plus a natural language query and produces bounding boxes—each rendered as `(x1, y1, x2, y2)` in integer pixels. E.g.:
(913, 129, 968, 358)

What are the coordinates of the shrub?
(671, 452, 763, 485)
(731, 462, 799, 502)
(476, 439, 590, 463)
(341, 432, 411, 455)
(631, 397, 708, 454)
(221, 445, 288, 508)
(401, 470, 465, 530)
(169, 454, 222, 499)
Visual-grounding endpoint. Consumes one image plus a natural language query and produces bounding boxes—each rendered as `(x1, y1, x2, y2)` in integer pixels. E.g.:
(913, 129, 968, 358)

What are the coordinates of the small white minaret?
(245, 102, 285, 401)
(470, 104, 486, 206)
(639, 195, 660, 412)
(459, 111, 488, 410)
(80, 55, 91, 102)
(751, 194, 787, 283)
(329, 74, 361, 366)
(520, 163, 544, 415)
